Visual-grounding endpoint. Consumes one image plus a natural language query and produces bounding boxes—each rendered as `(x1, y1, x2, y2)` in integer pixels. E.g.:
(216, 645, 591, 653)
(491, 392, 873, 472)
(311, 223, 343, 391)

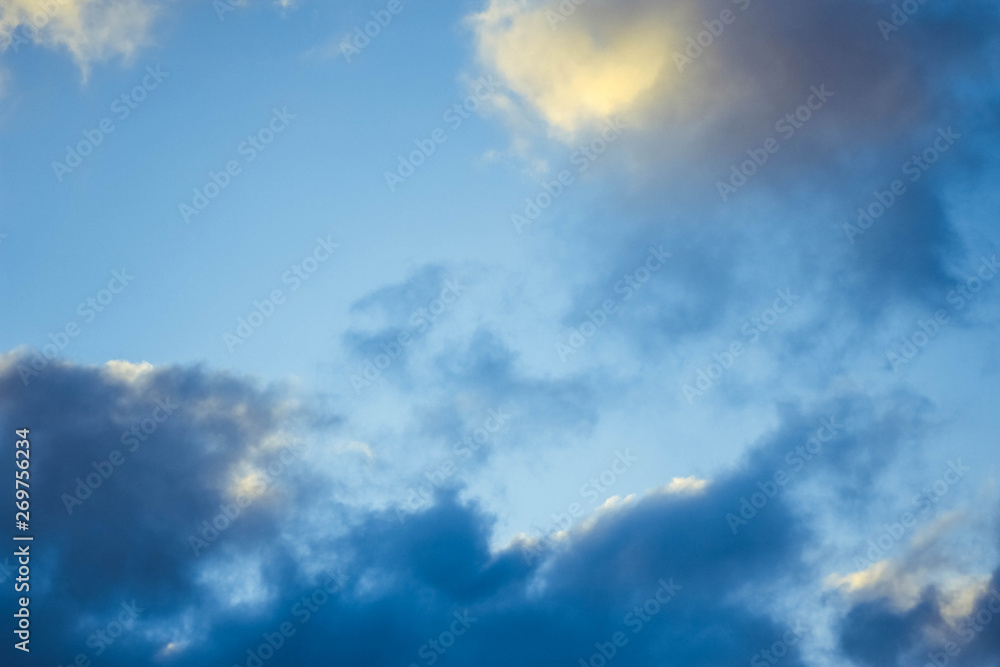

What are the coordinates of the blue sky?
(1, 0, 1000, 665)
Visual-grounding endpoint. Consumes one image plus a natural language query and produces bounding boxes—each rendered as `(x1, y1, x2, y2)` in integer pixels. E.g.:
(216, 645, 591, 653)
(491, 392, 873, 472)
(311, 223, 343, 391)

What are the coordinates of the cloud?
(0, 351, 797, 664)
(468, 0, 676, 137)
(0, 0, 157, 73)
(665, 476, 709, 494)
(460, 0, 1000, 406)
(2, 352, 980, 665)
(838, 562, 1000, 667)
(340, 267, 601, 452)
(831, 487, 1000, 665)
(103, 359, 155, 382)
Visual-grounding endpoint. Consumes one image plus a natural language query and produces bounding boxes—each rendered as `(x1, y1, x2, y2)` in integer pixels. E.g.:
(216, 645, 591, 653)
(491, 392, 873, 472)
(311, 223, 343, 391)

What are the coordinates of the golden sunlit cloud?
(469, 0, 674, 137)
(826, 559, 895, 595)
(665, 476, 709, 494)
(827, 558, 993, 624)
(231, 471, 268, 501)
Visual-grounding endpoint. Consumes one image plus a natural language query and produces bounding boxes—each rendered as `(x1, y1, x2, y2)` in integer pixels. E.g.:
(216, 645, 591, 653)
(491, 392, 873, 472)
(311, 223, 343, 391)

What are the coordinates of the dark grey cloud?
(840, 594, 943, 666)
(0, 353, 957, 666)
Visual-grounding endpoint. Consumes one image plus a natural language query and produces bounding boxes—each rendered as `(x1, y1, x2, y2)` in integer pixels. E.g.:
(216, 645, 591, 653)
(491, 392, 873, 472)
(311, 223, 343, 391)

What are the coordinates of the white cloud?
(0, 0, 158, 74)
(665, 476, 709, 494)
(102, 359, 154, 383)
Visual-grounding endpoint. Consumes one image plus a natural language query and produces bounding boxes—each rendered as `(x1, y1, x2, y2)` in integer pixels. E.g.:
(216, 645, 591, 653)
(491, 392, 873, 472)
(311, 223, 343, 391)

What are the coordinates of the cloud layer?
(0, 354, 994, 665)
